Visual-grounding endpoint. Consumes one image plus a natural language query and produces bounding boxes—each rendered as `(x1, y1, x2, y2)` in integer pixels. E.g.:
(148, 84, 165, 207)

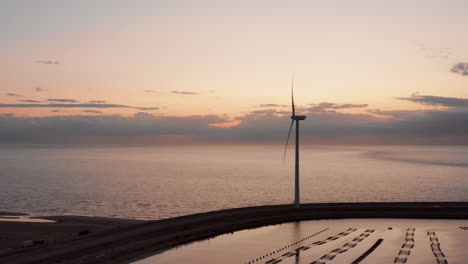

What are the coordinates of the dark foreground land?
(1, 202, 468, 264)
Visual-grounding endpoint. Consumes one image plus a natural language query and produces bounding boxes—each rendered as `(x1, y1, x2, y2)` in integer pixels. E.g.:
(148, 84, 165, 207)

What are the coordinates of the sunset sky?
(2, 0, 468, 144)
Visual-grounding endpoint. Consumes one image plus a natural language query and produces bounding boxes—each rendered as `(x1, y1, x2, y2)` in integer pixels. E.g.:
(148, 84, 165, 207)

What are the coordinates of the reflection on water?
(367, 146, 468, 167)
(133, 219, 468, 264)
(0, 145, 467, 219)
(134, 220, 325, 264)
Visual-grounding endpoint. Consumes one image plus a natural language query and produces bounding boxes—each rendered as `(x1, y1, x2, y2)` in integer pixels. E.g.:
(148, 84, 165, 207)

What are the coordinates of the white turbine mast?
(283, 78, 306, 208)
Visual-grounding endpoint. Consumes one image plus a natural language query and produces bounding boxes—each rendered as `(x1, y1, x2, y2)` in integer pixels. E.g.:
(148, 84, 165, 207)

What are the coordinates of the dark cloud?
(5, 93, 23, 97)
(144, 90, 155, 93)
(89, 100, 106, 104)
(397, 94, 468, 108)
(34, 87, 44, 92)
(51, 110, 61, 113)
(172, 91, 198, 95)
(231, 109, 377, 142)
(381, 109, 468, 142)
(1, 98, 467, 145)
(0, 113, 227, 143)
(230, 108, 468, 144)
(0, 114, 14, 117)
(20, 100, 42, 103)
(450, 63, 468, 76)
(258, 104, 287, 107)
(0, 103, 158, 111)
(82, 110, 103, 114)
(36, 60, 60, 65)
(47, 98, 79, 103)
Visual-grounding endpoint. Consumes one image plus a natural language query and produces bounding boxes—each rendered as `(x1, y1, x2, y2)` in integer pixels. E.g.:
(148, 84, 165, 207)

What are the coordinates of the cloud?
(36, 60, 60, 65)
(397, 94, 468, 108)
(1, 98, 467, 145)
(367, 109, 424, 118)
(20, 100, 42, 103)
(137, 106, 159, 111)
(307, 102, 368, 112)
(417, 45, 453, 62)
(0, 114, 14, 117)
(0, 113, 227, 143)
(144, 90, 155, 93)
(231, 109, 378, 142)
(450, 63, 468, 76)
(82, 110, 103, 114)
(89, 100, 106, 104)
(34, 87, 44, 92)
(0, 103, 158, 111)
(331, 103, 368, 109)
(47, 98, 79, 103)
(251, 109, 280, 115)
(172, 91, 198, 95)
(5, 93, 23, 97)
(230, 107, 468, 144)
(258, 104, 287, 107)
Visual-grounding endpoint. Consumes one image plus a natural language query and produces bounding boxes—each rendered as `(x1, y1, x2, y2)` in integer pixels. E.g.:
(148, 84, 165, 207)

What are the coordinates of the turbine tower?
(284, 79, 306, 208)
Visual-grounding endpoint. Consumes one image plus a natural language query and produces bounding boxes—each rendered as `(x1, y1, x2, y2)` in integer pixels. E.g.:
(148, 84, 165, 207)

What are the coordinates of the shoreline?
(1, 202, 468, 264)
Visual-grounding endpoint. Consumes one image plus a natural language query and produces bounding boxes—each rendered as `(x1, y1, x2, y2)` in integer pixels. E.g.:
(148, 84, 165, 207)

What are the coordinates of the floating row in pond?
(310, 229, 375, 264)
(394, 228, 415, 263)
(257, 228, 358, 264)
(245, 227, 329, 264)
(351, 238, 384, 264)
(427, 232, 448, 264)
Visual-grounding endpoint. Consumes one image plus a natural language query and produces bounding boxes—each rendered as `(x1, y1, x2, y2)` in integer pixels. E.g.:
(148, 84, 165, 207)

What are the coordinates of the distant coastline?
(1, 202, 468, 264)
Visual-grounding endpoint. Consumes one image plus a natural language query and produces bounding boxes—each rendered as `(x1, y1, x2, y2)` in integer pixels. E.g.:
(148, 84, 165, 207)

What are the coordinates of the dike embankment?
(1, 202, 468, 264)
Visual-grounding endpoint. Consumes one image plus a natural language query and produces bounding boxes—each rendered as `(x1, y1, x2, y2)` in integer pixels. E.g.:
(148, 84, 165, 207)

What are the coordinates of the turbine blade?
(291, 78, 296, 116)
(283, 119, 295, 162)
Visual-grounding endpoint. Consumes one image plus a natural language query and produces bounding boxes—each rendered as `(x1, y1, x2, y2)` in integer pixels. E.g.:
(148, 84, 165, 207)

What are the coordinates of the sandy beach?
(0, 213, 143, 257)
(0, 202, 467, 264)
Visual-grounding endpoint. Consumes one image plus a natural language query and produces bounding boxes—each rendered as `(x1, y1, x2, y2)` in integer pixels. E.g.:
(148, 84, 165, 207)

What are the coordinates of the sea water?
(0, 145, 467, 219)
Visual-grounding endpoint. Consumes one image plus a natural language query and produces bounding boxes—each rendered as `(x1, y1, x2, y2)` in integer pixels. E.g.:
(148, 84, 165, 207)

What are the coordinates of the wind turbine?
(284, 79, 306, 209)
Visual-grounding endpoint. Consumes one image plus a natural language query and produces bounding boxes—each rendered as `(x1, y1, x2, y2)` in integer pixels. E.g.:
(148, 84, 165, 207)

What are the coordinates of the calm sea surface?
(0, 145, 467, 220)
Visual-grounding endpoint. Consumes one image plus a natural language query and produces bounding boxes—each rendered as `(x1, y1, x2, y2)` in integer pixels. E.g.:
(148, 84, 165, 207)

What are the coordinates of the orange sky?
(2, 1, 468, 120)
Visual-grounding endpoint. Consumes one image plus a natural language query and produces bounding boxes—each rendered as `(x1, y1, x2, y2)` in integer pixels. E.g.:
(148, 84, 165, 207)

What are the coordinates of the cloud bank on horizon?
(1, 94, 467, 145)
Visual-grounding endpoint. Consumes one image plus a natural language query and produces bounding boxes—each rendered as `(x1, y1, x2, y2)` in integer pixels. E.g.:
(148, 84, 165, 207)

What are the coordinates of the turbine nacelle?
(291, 115, 306, 120)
